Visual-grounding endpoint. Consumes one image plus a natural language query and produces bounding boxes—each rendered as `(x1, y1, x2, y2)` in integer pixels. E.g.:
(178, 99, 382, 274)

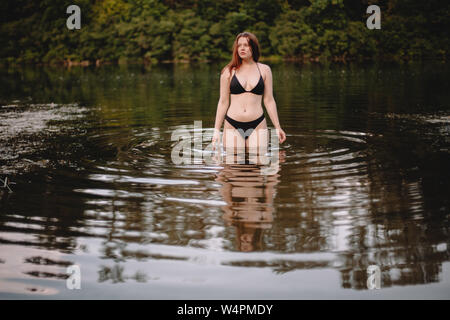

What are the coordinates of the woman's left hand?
(276, 127, 286, 144)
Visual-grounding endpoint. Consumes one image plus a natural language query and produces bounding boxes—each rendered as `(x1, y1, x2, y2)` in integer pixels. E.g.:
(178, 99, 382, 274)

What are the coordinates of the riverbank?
(1, 53, 447, 69)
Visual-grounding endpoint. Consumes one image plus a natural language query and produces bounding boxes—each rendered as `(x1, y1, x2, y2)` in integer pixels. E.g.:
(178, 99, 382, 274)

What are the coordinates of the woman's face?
(237, 37, 252, 60)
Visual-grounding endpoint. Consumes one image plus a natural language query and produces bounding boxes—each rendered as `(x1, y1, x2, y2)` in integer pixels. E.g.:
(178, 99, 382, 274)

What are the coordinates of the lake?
(0, 61, 449, 299)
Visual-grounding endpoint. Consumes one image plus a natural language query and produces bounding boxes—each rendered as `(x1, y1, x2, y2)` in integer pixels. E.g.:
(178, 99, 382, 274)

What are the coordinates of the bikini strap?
(256, 63, 261, 77)
(231, 67, 237, 78)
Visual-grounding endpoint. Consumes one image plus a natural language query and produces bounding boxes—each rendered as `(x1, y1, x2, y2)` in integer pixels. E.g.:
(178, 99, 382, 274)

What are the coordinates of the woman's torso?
(227, 63, 265, 121)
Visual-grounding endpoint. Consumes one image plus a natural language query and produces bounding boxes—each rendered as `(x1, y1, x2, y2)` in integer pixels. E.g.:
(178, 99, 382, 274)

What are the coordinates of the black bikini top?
(230, 63, 264, 95)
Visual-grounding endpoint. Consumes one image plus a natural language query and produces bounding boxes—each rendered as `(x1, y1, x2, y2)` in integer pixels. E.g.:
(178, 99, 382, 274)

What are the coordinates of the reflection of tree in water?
(338, 222, 448, 290)
(98, 264, 148, 283)
(215, 152, 283, 252)
(337, 115, 450, 289)
(22, 255, 73, 280)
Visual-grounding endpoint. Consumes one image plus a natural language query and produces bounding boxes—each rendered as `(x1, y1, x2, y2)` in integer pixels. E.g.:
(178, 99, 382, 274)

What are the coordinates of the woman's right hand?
(212, 129, 221, 150)
(276, 127, 286, 144)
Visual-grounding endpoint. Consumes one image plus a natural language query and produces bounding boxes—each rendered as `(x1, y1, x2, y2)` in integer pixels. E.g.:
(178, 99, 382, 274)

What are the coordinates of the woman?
(212, 32, 286, 156)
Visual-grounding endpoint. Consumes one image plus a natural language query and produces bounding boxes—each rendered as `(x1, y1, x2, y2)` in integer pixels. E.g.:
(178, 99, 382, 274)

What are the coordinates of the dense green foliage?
(1, 0, 448, 64)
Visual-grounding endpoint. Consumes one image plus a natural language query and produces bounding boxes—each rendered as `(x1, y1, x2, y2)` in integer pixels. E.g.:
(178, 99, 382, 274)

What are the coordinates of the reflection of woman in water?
(216, 151, 285, 252)
(212, 32, 286, 156)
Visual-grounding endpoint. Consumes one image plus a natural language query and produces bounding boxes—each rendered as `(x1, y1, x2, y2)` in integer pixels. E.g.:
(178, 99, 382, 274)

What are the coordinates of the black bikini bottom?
(224, 113, 265, 140)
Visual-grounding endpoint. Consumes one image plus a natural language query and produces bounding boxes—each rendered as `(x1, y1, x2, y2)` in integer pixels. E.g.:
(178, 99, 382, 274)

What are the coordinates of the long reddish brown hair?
(221, 32, 261, 76)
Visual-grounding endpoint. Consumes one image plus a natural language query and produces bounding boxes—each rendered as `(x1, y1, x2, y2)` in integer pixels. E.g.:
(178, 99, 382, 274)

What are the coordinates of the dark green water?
(0, 61, 449, 299)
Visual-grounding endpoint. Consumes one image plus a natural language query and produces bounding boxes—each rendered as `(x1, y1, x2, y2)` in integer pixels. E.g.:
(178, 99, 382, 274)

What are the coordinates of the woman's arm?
(263, 64, 286, 143)
(213, 68, 231, 131)
(212, 68, 231, 148)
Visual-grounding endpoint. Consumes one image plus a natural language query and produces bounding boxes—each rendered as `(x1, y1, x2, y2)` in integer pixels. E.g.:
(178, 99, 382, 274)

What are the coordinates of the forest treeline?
(1, 0, 449, 65)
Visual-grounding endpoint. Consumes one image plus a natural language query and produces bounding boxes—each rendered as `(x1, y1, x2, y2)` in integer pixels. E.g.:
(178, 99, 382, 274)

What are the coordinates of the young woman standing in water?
(212, 32, 286, 155)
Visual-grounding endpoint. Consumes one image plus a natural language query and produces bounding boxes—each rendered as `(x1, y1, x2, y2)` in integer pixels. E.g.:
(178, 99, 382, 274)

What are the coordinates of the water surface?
(0, 61, 449, 299)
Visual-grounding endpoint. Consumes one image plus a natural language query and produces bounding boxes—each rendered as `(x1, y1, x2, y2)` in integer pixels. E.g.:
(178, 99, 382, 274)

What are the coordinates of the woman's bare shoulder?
(221, 65, 232, 78)
(258, 62, 271, 72)
(258, 63, 271, 81)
